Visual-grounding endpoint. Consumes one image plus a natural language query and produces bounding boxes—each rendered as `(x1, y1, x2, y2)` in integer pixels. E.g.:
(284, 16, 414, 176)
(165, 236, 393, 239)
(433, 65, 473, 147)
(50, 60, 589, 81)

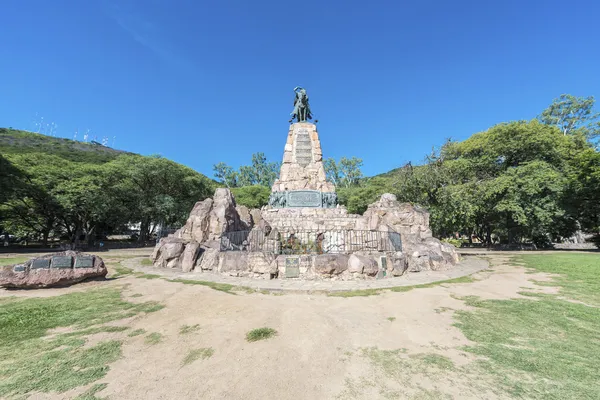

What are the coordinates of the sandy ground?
(1, 252, 563, 400)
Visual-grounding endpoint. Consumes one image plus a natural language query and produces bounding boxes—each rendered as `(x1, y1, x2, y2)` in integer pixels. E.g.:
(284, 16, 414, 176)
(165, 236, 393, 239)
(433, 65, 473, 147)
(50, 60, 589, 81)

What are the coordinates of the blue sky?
(2, 0, 600, 178)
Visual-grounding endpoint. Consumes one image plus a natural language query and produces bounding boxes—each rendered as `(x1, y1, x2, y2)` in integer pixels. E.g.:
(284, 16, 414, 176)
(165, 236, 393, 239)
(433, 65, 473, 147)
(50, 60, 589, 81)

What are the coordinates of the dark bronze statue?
(290, 87, 312, 123)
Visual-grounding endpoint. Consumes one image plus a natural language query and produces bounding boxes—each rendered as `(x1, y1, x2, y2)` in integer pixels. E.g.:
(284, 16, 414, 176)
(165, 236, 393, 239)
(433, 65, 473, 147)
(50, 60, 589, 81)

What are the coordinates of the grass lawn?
(0, 256, 30, 266)
(0, 288, 163, 398)
(454, 253, 600, 400)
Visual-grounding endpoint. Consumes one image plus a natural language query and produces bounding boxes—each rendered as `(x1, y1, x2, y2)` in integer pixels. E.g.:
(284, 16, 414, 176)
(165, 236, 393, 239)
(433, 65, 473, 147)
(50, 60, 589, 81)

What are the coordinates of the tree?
(231, 185, 271, 209)
(324, 158, 341, 186)
(105, 155, 213, 242)
(539, 94, 600, 140)
(213, 162, 238, 188)
(215, 153, 279, 188)
(324, 157, 363, 188)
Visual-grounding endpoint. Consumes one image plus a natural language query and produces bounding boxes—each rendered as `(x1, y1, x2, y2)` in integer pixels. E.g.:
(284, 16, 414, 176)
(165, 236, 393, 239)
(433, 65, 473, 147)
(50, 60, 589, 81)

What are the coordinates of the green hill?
(0, 128, 131, 164)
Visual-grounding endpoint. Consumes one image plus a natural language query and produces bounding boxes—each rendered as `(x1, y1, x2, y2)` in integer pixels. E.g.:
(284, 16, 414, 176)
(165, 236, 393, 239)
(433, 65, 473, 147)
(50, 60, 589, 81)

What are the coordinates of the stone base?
(151, 190, 460, 280)
(0, 251, 107, 289)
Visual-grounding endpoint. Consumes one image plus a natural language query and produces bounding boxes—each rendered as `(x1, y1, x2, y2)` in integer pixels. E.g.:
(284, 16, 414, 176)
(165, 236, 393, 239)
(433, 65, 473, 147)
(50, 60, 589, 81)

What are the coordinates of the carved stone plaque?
(285, 257, 300, 278)
(51, 256, 73, 269)
(295, 131, 313, 167)
(287, 190, 322, 208)
(31, 258, 50, 269)
(74, 256, 94, 268)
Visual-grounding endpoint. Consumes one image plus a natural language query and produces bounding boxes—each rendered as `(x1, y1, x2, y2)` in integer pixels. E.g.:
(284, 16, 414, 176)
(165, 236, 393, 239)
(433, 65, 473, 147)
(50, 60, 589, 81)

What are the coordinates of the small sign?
(51, 256, 73, 269)
(285, 257, 300, 278)
(74, 256, 94, 269)
(31, 258, 50, 269)
(13, 264, 26, 272)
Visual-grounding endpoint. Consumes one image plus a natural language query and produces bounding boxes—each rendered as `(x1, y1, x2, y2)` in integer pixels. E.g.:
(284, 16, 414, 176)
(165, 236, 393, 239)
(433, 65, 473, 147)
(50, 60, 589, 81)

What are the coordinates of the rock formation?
(0, 251, 107, 289)
(150, 189, 459, 279)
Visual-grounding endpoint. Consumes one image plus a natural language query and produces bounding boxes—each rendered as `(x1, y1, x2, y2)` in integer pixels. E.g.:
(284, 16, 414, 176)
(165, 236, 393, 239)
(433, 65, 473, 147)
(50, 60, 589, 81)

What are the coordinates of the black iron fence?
(220, 229, 402, 254)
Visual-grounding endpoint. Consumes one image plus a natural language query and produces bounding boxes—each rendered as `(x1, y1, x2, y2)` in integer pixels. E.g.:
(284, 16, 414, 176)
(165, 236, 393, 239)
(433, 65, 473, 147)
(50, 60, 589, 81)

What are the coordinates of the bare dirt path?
(3, 253, 560, 400)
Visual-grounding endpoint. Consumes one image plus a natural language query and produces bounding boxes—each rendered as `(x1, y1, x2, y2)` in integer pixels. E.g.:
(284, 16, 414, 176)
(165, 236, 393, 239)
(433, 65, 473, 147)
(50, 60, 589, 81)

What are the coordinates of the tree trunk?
(139, 219, 149, 243)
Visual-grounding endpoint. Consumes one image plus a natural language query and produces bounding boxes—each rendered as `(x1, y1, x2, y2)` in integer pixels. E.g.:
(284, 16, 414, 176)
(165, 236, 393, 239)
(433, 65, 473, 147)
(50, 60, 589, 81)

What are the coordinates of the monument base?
(268, 190, 338, 208)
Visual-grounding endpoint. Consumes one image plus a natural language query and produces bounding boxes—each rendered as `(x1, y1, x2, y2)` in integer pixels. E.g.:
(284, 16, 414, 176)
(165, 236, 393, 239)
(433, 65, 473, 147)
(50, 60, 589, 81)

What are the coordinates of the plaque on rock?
(295, 132, 313, 167)
(287, 190, 322, 208)
(31, 258, 50, 269)
(13, 264, 26, 272)
(74, 256, 94, 269)
(285, 257, 300, 278)
(51, 256, 73, 269)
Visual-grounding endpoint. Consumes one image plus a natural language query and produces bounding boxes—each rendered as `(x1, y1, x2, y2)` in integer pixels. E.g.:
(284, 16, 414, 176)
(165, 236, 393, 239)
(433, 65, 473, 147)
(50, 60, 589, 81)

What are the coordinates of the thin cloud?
(104, 1, 194, 71)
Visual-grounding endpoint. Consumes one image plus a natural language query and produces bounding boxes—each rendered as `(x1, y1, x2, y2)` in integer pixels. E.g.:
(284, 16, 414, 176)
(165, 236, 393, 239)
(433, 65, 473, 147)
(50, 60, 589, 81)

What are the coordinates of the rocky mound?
(0, 251, 107, 289)
(151, 190, 459, 279)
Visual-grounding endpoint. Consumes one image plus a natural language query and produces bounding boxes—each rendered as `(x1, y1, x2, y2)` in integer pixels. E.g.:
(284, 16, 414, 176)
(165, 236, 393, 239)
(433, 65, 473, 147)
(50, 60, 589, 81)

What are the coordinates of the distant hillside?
(0, 128, 131, 164)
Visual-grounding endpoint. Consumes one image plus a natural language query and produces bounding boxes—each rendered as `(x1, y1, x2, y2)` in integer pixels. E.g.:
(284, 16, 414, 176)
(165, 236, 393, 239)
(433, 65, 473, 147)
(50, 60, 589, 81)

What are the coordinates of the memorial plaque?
(287, 190, 322, 208)
(389, 232, 402, 251)
(285, 257, 300, 278)
(31, 258, 50, 269)
(51, 256, 73, 269)
(295, 132, 313, 167)
(13, 264, 26, 272)
(74, 256, 94, 268)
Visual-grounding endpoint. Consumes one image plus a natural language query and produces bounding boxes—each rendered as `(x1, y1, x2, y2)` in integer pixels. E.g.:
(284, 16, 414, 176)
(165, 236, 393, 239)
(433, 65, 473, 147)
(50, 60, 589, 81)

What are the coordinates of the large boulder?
(152, 237, 186, 269)
(196, 247, 220, 271)
(152, 188, 246, 271)
(347, 254, 379, 276)
(0, 251, 107, 289)
(313, 254, 349, 276)
(218, 252, 250, 277)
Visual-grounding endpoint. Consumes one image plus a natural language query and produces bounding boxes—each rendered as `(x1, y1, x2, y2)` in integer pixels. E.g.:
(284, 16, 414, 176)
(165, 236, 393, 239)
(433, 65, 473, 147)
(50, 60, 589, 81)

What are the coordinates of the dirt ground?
(1, 252, 562, 400)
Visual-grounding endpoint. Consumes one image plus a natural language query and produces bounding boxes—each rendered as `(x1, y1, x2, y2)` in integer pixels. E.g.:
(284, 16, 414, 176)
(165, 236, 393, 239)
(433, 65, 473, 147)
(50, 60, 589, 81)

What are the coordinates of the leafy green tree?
(212, 162, 238, 188)
(324, 158, 341, 186)
(231, 185, 271, 209)
(216, 153, 279, 188)
(105, 155, 213, 242)
(569, 148, 600, 234)
(539, 94, 600, 140)
(324, 157, 363, 188)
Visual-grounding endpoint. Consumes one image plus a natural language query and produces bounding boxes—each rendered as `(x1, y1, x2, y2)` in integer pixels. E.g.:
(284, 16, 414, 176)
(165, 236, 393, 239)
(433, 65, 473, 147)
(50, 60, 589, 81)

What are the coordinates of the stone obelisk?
(268, 87, 337, 208)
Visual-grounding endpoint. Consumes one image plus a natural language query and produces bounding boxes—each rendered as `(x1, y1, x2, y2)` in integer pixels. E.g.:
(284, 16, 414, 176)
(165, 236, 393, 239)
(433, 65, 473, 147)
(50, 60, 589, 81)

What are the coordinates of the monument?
(151, 87, 459, 280)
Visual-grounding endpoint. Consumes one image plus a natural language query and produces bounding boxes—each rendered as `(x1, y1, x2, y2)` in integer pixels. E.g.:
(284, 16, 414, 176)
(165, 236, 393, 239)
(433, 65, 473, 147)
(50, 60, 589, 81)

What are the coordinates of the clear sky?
(2, 0, 600, 177)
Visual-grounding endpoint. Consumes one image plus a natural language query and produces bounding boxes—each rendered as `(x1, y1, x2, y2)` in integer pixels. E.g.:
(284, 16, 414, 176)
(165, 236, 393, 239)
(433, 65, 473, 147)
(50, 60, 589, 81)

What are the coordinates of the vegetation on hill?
(0, 129, 215, 246)
(0, 128, 129, 164)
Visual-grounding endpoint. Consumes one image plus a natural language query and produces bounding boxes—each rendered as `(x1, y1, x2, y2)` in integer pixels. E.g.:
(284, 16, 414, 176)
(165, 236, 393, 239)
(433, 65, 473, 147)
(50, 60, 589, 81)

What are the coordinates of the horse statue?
(290, 86, 313, 123)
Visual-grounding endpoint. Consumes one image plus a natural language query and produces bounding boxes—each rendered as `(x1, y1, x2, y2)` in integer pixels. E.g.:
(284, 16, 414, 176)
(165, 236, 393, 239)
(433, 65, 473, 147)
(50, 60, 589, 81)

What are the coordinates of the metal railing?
(220, 229, 402, 254)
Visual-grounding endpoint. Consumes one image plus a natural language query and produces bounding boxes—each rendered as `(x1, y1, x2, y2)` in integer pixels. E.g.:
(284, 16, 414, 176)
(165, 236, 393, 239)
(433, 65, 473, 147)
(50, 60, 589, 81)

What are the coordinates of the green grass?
(136, 273, 162, 280)
(387, 317, 396, 322)
(127, 329, 146, 337)
(140, 258, 153, 266)
(181, 348, 214, 366)
(73, 383, 108, 400)
(169, 279, 238, 294)
(179, 324, 201, 335)
(130, 293, 143, 298)
(328, 288, 381, 297)
(328, 275, 476, 297)
(0, 288, 163, 397)
(246, 327, 277, 342)
(144, 332, 163, 345)
(0, 256, 29, 266)
(110, 264, 134, 278)
(453, 253, 600, 399)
